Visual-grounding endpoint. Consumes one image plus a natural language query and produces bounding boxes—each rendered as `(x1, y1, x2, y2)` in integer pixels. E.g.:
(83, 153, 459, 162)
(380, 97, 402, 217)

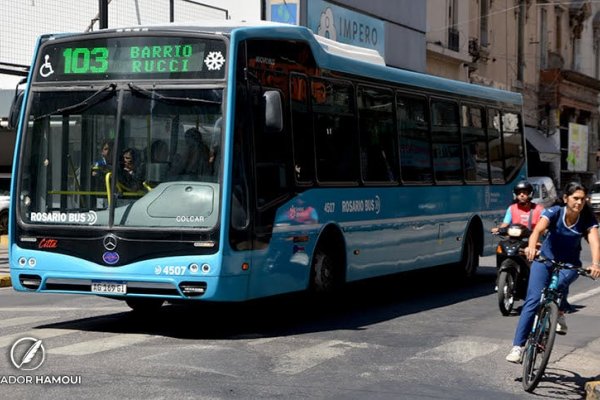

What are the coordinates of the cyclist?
(506, 181, 600, 363)
(491, 180, 544, 234)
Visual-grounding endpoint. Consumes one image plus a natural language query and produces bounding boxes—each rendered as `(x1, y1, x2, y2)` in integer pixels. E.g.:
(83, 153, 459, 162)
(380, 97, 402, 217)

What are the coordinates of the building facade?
(427, 0, 600, 188)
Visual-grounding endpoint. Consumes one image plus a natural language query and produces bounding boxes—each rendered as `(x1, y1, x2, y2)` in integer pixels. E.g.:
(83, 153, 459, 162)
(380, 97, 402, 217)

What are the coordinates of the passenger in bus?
(147, 139, 170, 185)
(118, 147, 145, 192)
(150, 139, 169, 163)
(92, 139, 113, 177)
(170, 127, 210, 179)
(91, 139, 113, 207)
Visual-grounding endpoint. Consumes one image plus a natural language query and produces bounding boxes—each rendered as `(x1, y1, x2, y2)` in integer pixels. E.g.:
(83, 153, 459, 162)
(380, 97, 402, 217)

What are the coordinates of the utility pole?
(99, 0, 108, 29)
(517, 0, 525, 84)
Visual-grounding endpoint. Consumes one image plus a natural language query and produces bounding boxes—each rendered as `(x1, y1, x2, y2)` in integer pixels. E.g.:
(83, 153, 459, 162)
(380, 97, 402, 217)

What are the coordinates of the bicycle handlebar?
(535, 256, 596, 280)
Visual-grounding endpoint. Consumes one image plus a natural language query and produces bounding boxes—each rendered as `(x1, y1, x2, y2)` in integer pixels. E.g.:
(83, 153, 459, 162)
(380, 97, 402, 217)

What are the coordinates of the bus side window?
(501, 111, 523, 181)
(358, 85, 397, 183)
(312, 78, 357, 183)
(291, 73, 314, 183)
(397, 94, 432, 183)
(488, 108, 505, 183)
(461, 105, 489, 183)
(431, 100, 461, 182)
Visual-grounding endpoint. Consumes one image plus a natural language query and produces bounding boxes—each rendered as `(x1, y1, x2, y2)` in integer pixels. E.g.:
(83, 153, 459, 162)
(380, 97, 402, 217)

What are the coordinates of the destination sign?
(34, 35, 226, 82)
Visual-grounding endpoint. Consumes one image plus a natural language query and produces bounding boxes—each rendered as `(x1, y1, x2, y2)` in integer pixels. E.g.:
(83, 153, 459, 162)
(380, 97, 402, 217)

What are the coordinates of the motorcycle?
(494, 223, 532, 316)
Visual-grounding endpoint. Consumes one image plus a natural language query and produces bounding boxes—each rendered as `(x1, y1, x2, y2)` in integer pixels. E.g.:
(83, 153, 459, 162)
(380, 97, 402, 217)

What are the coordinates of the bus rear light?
(241, 262, 249, 271)
(20, 274, 42, 290)
(179, 282, 207, 297)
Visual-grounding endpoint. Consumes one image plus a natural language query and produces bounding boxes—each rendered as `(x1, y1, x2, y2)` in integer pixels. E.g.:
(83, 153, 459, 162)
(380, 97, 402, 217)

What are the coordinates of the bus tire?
(125, 298, 164, 313)
(458, 230, 479, 279)
(310, 242, 343, 295)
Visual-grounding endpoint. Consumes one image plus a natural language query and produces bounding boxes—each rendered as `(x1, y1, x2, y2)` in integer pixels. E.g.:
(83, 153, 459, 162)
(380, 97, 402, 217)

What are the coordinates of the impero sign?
(307, 0, 385, 57)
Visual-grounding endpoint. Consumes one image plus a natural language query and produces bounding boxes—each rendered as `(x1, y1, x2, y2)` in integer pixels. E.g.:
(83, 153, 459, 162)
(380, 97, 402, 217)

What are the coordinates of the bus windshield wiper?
(128, 82, 221, 105)
(34, 83, 117, 120)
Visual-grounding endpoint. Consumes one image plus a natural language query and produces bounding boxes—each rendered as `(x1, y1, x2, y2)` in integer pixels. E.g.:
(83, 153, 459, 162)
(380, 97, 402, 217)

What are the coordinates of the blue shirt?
(540, 205, 598, 266)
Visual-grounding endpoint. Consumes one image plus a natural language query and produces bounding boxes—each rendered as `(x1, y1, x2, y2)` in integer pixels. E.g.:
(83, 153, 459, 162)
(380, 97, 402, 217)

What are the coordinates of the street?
(1, 250, 600, 399)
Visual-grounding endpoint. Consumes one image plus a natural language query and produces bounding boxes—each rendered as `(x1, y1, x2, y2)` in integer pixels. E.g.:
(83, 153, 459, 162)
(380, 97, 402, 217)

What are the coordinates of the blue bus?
(9, 21, 525, 311)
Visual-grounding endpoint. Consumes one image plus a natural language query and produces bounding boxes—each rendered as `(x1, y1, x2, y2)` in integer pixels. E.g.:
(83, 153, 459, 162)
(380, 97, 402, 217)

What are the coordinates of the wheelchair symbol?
(39, 55, 54, 78)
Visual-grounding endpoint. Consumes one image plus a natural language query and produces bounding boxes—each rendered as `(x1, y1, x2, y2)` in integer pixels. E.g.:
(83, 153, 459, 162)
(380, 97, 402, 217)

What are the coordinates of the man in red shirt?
(492, 180, 544, 233)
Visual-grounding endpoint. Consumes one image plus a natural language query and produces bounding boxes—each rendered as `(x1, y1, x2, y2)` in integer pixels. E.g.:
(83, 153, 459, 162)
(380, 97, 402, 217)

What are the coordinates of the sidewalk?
(0, 234, 9, 288)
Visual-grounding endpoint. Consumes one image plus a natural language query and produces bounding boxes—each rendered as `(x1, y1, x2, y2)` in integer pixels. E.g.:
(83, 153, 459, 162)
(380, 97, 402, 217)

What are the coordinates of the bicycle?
(521, 256, 594, 392)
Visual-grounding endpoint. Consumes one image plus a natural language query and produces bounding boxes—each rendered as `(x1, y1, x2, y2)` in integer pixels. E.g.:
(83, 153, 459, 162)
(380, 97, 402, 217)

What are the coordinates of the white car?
(0, 176, 9, 234)
(528, 176, 558, 208)
(590, 181, 600, 216)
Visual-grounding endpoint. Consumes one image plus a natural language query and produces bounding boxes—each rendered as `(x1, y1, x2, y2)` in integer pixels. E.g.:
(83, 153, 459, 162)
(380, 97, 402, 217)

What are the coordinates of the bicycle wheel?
(522, 301, 559, 392)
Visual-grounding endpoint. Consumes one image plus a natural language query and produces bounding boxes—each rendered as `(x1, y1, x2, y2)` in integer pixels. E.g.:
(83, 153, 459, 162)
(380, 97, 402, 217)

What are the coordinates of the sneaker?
(556, 314, 568, 335)
(506, 346, 523, 363)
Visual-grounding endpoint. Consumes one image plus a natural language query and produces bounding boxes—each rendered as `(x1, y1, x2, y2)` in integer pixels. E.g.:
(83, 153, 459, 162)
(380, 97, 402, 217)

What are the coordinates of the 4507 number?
(157, 265, 186, 275)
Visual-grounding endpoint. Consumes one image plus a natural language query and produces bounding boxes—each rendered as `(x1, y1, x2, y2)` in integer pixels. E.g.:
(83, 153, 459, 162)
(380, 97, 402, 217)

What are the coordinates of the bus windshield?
(19, 86, 223, 230)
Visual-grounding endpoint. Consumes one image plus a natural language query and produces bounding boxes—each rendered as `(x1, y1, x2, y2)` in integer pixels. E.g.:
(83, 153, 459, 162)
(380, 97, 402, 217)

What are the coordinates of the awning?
(525, 127, 560, 162)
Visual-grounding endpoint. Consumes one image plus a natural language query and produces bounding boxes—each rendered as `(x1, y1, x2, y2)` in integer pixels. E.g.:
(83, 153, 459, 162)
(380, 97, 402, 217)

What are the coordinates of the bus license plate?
(91, 281, 127, 294)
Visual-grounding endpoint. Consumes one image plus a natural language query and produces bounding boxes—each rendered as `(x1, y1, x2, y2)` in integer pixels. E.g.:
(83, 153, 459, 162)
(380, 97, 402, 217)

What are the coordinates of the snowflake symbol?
(204, 51, 225, 71)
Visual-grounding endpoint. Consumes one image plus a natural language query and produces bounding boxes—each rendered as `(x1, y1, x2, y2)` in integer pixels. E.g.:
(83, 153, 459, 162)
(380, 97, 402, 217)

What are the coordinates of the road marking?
(1, 316, 58, 328)
(48, 333, 152, 355)
(412, 339, 499, 363)
(0, 328, 73, 348)
(273, 340, 371, 375)
(568, 286, 600, 303)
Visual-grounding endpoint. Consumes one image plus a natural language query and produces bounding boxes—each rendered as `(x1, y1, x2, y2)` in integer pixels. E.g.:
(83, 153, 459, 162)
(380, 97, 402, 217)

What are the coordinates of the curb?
(585, 381, 600, 400)
(0, 274, 10, 288)
(587, 381, 600, 400)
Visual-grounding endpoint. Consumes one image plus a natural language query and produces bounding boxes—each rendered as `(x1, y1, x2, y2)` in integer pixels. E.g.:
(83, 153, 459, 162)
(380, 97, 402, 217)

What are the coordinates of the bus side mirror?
(263, 90, 282, 133)
(8, 79, 27, 130)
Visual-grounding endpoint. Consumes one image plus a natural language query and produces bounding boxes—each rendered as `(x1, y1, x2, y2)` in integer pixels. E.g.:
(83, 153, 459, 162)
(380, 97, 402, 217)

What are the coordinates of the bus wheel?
(310, 245, 340, 294)
(459, 231, 479, 278)
(125, 298, 164, 313)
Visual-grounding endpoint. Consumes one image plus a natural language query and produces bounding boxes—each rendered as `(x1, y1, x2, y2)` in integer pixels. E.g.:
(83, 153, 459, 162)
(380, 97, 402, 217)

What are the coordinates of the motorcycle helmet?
(513, 180, 533, 199)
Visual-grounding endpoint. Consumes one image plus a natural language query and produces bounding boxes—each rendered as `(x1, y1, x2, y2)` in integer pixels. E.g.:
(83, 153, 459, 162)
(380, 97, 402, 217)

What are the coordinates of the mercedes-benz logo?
(103, 234, 118, 251)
